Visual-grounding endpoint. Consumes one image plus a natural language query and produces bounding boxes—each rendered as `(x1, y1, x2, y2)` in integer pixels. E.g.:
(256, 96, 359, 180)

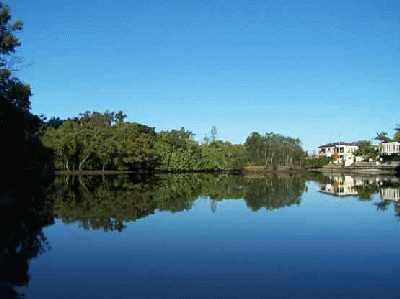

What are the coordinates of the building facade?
(380, 142, 400, 156)
(318, 142, 359, 166)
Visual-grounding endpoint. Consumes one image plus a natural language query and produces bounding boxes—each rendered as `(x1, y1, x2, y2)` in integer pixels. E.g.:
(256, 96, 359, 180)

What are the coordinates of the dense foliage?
(0, 2, 51, 186)
(244, 132, 306, 169)
(42, 111, 157, 172)
(303, 156, 332, 169)
(41, 112, 307, 172)
(354, 140, 378, 160)
(155, 128, 248, 172)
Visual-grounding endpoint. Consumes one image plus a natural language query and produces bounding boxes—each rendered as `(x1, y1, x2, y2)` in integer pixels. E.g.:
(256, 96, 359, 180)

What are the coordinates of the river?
(1, 173, 400, 298)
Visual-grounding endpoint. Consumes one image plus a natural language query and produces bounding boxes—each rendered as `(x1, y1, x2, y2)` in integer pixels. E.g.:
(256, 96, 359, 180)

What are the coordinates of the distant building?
(379, 141, 400, 156)
(318, 142, 359, 166)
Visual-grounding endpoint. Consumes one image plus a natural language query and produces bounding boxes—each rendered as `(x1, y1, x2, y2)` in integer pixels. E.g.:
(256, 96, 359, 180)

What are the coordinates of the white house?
(318, 142, 359, 166)
(380, 142, 400, 156)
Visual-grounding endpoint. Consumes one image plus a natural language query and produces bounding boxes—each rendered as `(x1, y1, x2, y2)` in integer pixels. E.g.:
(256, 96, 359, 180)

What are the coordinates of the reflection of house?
(319, 174, 400, 203)
(318, 142, 359, 166)
(380, 142, 400, 156)
(319, 175, 361, 196)
(380, 188, 400, 202)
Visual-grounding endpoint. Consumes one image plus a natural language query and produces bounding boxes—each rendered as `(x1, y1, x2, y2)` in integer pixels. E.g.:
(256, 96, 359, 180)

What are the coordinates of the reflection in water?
(50, 174, 307, 231)
(379, 180, 400, 202)
(1, 172, 400, 298)
(0, 177, 53, 299)
(319, 175, 380, 197)
(318, 174, 400, 215)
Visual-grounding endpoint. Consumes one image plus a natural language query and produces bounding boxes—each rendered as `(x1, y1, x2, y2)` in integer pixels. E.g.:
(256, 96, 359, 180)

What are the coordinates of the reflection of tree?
(354, 184, 379, 201)
(242, 175, 306, 211)
(375, 200, 392, 212)
(51, 174, 308, 231)
(48, 173, 400, 234)
(50, 175, 160, 231)
(0, 176, 53, 298)
(378, 180, 400, 217)
(50, 174, 206, 231)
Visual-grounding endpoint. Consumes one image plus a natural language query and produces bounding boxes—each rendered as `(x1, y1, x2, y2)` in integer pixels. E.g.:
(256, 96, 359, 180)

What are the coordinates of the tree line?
(40, 111, 307, 172)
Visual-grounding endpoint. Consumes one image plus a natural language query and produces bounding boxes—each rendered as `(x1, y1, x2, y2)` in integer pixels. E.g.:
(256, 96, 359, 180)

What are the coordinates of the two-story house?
(318, 142, 359, 166)
(379, 141, 400, 156)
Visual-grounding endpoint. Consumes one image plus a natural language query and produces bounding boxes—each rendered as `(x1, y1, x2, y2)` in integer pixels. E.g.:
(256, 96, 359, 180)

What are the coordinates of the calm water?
(1, 173, 400, 298)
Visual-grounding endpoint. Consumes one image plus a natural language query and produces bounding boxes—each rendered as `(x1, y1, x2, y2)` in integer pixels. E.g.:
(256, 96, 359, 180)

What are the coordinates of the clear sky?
(9, 0, 400, 151)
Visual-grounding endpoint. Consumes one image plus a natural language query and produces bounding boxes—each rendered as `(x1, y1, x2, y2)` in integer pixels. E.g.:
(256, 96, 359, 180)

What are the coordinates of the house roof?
(318, 142, 358, 148)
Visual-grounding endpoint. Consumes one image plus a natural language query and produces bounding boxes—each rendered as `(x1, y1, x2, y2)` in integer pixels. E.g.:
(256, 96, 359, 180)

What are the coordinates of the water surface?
(2, 173, 400, 298)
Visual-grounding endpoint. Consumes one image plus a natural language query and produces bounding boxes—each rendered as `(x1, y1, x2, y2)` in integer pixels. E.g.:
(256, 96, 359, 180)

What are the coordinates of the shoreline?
(310, 166, 399, 175)
(54, 169, 241, 176)
(54, 165, 400, 176)
(54, 168, 305, 176)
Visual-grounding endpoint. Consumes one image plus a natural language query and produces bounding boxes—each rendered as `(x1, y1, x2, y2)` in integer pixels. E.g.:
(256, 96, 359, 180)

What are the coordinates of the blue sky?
(9, 0, 400, 150)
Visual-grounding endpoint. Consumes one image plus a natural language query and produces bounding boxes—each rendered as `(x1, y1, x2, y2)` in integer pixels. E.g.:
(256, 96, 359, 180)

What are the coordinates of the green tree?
(155, 128, 202, 171)
(0, 2, 51, 183)
(42, 112, 157, 172)
(354, 140, 378, 161)
(244, 132, 305, 169)
(375, 131, 392, 143)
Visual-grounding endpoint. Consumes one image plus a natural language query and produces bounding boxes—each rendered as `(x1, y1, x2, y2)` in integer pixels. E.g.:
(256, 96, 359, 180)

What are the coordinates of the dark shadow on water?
(0, 174, 54, 298)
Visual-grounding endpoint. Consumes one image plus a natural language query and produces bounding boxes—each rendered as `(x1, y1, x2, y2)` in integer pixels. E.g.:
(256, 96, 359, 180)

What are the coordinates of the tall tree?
(354, 140, 378, 160)
(210, 126, 218, 142)
(0, 2, 51, 185)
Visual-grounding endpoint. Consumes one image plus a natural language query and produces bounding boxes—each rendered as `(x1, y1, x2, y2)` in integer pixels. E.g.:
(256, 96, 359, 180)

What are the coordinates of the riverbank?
(54, 169, 242, 176)
(241, 166, 306, 175)
(55, 170, 146, 176)
(55, 167, 301, 177)
(311, 162, 400, 175)
(55, 164, 400, 177)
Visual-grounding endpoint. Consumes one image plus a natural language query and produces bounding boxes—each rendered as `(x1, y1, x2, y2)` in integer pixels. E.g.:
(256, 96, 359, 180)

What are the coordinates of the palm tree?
(375, 131, 392, 143)
(394, 124, 400, 142)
